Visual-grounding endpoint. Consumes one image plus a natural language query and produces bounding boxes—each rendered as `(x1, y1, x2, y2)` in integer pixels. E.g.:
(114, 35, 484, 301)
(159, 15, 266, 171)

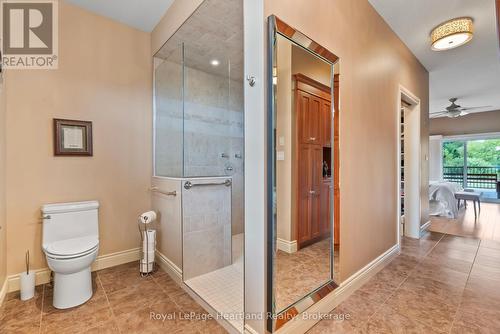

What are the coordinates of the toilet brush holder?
(20, 250, 35, 301)
(20, 271, 35, 301)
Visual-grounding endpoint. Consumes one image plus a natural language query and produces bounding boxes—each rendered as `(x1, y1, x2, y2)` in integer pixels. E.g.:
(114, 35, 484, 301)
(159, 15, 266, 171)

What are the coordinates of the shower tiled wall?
(182, 178, 232, 280)
(155, 59, 244, 235)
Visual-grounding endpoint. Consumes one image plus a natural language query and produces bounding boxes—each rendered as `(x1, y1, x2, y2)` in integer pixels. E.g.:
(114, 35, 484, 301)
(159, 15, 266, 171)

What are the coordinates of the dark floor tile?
(106, 279, 167, 317)
(98, 261, 154, 294)
(306, 305, 364, 334)
(384, 289, 458, 332)
(398, 275, 464, 305)
(451, 308, 500, 334)
(0, 285, 43, 333)
(366, 303, 445, 333)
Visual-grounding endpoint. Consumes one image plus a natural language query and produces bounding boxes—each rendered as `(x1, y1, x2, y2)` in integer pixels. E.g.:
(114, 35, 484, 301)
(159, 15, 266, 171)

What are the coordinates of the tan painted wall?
(0, 81, 6, 286)
(430, 110, 500, 136)
(276, 36, 293, 242)
(151, 0, 204, 55)
(291, 45, 332, 86)
(4, 2, 152, 275)
(266, 0, 429, 280)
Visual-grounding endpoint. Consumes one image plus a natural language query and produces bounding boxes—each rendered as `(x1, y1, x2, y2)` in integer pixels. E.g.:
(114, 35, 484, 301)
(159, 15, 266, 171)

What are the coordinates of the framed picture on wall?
(53, 119, 93, 156)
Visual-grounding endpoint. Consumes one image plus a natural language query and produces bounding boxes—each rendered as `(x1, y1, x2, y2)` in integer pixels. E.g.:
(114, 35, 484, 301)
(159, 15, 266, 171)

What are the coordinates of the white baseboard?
(244, 324, 260, 334)
(0, 277, 8, 306)
(155, 250, 182, 284)
(276, 244, 400, 334)
(420, 220, 431, 234)
(7, 248, 141, 293)
(277, 238, 297, 253)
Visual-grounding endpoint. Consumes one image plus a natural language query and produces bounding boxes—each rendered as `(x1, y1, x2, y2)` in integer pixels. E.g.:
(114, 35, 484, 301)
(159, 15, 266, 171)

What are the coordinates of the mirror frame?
(267, 15, 340, 332)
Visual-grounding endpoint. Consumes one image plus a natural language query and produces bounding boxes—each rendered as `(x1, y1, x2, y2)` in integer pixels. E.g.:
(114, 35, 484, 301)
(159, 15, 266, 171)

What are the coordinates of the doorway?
(398, 86, 421, 239)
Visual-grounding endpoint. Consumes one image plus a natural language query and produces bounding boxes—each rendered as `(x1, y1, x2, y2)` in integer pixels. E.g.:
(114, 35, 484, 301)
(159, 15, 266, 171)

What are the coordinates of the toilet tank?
(42, 201, 99, 248)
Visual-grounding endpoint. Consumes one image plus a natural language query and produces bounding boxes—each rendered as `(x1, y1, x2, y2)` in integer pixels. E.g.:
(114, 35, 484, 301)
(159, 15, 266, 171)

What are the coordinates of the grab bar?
(150, 186, 177, 196)
(184, 179, 232, 190)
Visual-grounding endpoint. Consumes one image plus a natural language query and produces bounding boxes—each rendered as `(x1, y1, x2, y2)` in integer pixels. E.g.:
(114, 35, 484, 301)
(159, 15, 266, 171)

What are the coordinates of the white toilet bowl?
(41, 201, 100, 309)
(45, 242, 99, 309)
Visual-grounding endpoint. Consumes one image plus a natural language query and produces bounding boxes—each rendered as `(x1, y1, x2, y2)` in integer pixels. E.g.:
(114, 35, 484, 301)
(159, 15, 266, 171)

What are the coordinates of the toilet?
(41, 201, 100, 309)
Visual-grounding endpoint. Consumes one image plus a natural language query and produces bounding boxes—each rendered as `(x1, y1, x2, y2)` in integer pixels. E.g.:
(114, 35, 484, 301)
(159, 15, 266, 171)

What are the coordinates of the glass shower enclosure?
(152, 0, 244, 331)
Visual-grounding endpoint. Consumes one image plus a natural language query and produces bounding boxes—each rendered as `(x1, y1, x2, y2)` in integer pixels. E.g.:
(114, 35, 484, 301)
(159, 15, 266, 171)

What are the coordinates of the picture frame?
(53, 118, 93, 156)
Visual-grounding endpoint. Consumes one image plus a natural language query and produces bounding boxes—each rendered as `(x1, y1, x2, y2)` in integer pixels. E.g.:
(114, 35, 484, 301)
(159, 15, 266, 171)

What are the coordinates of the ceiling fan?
(430, 98, 491, 118)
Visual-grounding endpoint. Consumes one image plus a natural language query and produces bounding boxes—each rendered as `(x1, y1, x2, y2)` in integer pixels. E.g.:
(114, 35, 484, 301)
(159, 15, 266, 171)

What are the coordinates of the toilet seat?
(44, 236, 99, 259)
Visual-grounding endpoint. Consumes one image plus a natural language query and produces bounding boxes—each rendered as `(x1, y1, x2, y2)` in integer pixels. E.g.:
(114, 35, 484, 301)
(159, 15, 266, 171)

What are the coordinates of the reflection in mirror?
(268, 16, 340, 331)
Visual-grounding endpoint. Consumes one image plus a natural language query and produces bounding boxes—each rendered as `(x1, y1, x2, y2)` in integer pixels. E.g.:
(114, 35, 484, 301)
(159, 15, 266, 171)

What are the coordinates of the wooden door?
(297, 90, 321, 145)
(310, 146, 323, 240)
(297, 145, 322, 245)
(322, 100, 332, 147)
(297, 145, 312, 244)
(320, 180, 331, 237)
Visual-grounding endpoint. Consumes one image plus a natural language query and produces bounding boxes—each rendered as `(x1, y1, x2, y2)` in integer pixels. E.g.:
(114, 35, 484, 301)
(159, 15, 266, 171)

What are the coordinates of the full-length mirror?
(267, 16, 340, 331)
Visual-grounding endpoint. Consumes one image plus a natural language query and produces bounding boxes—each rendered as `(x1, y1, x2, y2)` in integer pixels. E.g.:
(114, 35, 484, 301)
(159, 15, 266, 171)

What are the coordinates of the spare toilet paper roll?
(139, 211, 157, 224)
(142, 230, 156, 241)
(142, 250, 155, 262)
(140, 260, 154, 273)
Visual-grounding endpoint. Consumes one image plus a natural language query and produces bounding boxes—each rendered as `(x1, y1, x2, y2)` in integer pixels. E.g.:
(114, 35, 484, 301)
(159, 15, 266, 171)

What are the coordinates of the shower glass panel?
(153, 0, 244, 332)
(154, 42, 184, 177)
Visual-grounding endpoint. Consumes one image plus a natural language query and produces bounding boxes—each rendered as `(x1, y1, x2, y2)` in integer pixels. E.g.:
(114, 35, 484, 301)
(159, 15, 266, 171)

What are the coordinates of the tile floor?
(275, 238, 339, 311)
(185, 234, 244, 331)
(0, 262, 226, 334)
(3, 231, 500, 334)
(307, 231, 500, 333)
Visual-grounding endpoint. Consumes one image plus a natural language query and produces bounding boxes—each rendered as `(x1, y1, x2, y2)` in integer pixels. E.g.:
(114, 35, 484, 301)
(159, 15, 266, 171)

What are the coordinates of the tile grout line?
(97, 272, 122, 334)
(38, 283, 45, 334)
(446, 239, 482, 334)
(363, 233, 446, 328)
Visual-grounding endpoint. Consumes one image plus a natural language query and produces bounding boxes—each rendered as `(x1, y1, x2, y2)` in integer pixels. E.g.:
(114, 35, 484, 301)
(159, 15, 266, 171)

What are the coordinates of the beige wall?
(266, 0, 429, 280)
(430, 110, 500, 136)
(0, 80, 6, 287)
(291, 45, 332, 86)
(276, 36, 293, 242)
(4, 2, 152, 275)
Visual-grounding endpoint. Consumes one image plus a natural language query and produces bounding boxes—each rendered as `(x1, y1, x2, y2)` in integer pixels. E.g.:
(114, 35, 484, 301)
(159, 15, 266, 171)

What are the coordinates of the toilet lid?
(45, 236, 99, 257)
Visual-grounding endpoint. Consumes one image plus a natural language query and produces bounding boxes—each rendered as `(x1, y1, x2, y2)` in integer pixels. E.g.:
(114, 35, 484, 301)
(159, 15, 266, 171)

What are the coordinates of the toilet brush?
(20, 250, 35, 301)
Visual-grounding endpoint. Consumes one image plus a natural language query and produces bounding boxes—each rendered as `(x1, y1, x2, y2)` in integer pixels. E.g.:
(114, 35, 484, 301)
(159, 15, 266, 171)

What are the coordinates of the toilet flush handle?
(42, 215, 51, 220)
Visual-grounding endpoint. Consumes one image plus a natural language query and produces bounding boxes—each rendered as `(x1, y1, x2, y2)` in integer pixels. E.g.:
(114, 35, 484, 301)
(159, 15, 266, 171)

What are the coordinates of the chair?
(454, 191, 482, 219)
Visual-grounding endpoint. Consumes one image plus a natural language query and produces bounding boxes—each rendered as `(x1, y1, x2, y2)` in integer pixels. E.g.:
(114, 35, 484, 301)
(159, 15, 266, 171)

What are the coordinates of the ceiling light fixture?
(430, 17, 473, 51)
(210, 59, 220, 66)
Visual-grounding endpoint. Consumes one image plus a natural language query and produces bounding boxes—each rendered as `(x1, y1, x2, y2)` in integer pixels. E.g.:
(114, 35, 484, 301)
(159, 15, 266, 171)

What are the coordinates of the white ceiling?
(65, 0, 174, 32)
(368, 0, 500, 117)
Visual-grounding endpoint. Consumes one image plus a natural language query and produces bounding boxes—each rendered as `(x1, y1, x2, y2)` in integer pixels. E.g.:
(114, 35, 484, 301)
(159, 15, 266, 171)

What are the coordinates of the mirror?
(267, 16, 340, 331)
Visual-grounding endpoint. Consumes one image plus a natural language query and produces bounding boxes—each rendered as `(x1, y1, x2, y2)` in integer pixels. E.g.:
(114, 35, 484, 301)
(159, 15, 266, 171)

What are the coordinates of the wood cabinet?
(297, 145, 322, 244)
(322, 100, 332, 147)
(294, 74, 339, 248)
(320, 180, 331, 237)
(297, 90, 322, 145)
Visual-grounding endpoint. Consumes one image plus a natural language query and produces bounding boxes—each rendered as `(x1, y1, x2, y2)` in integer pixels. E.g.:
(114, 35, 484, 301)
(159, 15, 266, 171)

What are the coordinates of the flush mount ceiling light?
(210, 59, 220, 66)
(430, 17, 473, 51)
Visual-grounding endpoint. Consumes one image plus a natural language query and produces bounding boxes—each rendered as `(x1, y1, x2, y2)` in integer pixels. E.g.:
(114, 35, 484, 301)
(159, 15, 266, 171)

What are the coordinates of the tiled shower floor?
(185, 233, 244, 331)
